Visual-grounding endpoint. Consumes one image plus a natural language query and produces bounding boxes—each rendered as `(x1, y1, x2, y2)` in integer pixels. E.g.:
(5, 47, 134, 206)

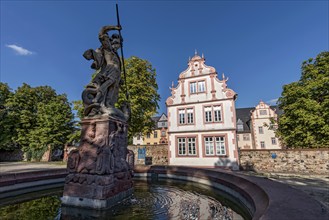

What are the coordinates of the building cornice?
(168, 128, 236, 134)
(167, 97, 235, 107)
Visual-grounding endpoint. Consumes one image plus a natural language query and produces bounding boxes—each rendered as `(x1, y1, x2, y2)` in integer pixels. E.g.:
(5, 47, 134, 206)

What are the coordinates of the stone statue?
(82, 25, 125, 118)
(63, 17, 134, 210)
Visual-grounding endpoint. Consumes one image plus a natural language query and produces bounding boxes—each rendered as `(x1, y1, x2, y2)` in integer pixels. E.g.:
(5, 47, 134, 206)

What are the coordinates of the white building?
(236, 101, 282, 149)
(251, 101, 281, 149)
(166, 53, 239, 169)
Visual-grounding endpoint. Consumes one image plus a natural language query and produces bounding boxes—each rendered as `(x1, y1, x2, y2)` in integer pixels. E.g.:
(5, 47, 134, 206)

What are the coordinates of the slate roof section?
(236, 107, 253, 133)
(235, 106, 282, 133)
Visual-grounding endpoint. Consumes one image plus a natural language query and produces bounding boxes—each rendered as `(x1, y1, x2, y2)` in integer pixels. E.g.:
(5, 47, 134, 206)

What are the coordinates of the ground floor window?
(177, 137, 197, 156)
(204, 136, 226, 156)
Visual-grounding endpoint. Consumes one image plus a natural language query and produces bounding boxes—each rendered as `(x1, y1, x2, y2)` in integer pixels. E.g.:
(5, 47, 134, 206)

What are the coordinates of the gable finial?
(195, 49, 197, 55)
(202, 53, 204, 58)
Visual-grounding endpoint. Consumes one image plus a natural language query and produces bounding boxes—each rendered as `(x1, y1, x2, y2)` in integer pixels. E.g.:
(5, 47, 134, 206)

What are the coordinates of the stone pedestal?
(62, 116, 134, 209)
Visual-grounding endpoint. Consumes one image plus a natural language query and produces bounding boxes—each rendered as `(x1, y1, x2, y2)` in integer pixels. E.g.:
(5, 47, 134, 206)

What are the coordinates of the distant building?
(166, 53, 239, 169)
(236, 101, 282, 149)
(236, 107, 254, 149)
(132, 113, 168, 145)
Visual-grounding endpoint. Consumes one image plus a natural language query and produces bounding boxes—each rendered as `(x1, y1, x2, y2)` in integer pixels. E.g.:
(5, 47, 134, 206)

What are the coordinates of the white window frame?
(271, 137, 277, 145)
(260, 141, 265, 148)
(204, 105, 222, 123)
(178, 108, 194, 125)
(258, 126, 264, 134)
(190, 82, 197, 94)
(177, 137, 197, 156)
(204, 136, 226, 156)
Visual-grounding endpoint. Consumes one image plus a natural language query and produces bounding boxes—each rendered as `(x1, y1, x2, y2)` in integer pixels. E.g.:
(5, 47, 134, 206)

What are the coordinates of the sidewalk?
(0, 161, 66, 174)
(237, 171, 329, 209)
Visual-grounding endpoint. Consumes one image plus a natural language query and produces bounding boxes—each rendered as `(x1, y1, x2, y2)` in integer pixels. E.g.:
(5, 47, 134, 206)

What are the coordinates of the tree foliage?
(1, 83, 74, 160)
(0, 83, 16, 150)
(74, 56, 160, 141)
(117, 56, 160, 138)
(277, 51, 329, 148)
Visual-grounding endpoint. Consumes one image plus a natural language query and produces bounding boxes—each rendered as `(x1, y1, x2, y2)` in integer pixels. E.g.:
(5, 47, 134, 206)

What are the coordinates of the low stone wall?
(239, 148, 329, 175)
(128, 145, 168, 166)
(0, 150, 24, 162)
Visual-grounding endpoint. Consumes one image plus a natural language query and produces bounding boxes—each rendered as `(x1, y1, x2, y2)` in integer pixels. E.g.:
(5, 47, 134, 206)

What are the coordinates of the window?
(187, 138, 196, 155)
(213, 106, 221, 122)
(205, 137, 214, 155)
(146, 132, 150, 138)
(154, 131, 158, 138)
(204, 136, 226, 156)
(178, 137, 197, 156)
(205, 107, 212, 122)
(190, 82, 197, 94)
(179, 109, 185, 124)
(178, 138, 186, 155)
(260, 141, 265, 148)
(204, 105, 222, 123)
(237, 124, 243, 131)
(190, 80, 206, 94)
(260, 110, 267, 115)
(258, 126, 264, 134)
(162, 122, 165, 126)
(243, 134, 250, 141)
(137, 134, 141, 140)
(198, 81, 205, 92)
(178, 108, 194, 125)
(215, 137, 226, 155)
(161, 131, 166, 137)
(154, 142, 158, 145)
(271, 137, 277, 145)
(187, 108, 194, 124)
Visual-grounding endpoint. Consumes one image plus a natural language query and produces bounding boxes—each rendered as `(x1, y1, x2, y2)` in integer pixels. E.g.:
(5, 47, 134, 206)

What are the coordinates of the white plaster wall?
(237, 133, 253, 149)
(132, 136, 144, 145)
(168, 100, 235, 133)
(253, 118, 280, 149)
(168, 131, 238, 168)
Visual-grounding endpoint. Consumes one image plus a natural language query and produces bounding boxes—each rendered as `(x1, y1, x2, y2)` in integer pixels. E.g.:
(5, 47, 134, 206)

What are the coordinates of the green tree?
(5, 83, 74, 160)
(0, 83, 17, 150)
(117, 56, 160, 138)
(277, 51, 329, 148)
(74, 56, 161, 141)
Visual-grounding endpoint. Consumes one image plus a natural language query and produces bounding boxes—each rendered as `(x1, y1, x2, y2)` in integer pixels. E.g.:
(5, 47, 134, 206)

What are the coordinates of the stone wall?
(239, 148, 329, 175)
(0, 150, 24, 162)
(128, 145, 168, 166)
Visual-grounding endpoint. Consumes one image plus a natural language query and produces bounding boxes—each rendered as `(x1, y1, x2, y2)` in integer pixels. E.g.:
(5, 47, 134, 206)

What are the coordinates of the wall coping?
(240, 148, 329, 152)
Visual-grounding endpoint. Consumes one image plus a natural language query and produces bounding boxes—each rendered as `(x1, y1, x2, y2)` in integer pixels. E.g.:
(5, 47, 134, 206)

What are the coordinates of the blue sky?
(1, 1, 328, 115)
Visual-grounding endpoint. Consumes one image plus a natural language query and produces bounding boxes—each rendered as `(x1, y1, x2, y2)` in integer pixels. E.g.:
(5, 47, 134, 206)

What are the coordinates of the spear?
(116, 4, 129, 101)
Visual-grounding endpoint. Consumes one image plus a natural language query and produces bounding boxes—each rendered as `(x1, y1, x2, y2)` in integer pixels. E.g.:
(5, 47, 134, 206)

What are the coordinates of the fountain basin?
(0, 165, 327, 220)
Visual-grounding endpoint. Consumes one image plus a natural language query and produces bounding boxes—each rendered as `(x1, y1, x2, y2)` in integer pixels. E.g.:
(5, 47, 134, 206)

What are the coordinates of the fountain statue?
(62, 10, 134, 209)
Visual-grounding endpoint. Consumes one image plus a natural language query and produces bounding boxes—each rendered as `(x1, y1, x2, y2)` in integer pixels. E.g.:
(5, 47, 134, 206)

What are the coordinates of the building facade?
(251, 101, 281, 149)
(236, 101, 282, 149)
(166, 53, 239, 169)
(132, 113, 168, 145)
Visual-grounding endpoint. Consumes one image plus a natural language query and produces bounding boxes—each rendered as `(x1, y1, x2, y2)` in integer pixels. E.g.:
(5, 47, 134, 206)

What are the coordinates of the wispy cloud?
(6, 44, 35, 55)
(267, 98, 279, 105)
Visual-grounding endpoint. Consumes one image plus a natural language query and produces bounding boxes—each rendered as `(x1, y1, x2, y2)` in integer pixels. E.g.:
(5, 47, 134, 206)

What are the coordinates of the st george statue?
(82, 25, 129, 121)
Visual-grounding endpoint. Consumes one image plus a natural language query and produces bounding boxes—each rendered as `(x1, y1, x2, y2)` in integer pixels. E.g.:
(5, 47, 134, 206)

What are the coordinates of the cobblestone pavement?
(238, 171, 329, 209)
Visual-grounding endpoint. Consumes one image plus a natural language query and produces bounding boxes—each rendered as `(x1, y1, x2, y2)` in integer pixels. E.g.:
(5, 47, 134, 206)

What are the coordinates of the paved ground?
(1, 162, 328, 209)
(238, 171, 329, 209)
(0, 161, 66, 174)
